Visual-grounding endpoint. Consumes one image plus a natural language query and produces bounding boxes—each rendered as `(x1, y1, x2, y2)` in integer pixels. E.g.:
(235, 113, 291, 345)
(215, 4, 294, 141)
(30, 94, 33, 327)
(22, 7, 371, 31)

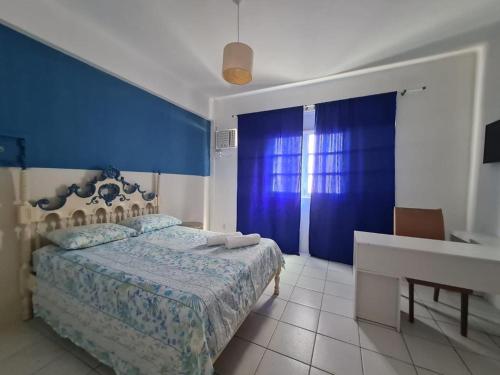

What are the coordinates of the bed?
(17, 167, 283, 375)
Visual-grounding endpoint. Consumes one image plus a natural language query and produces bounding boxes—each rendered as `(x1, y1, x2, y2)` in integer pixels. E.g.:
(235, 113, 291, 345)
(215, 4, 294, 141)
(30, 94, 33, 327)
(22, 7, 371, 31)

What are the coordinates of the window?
(269, 136, 302, 193)
(268, 107, 346, 196)
(301, 132, 315, 197)
(311, 132, 345, 194)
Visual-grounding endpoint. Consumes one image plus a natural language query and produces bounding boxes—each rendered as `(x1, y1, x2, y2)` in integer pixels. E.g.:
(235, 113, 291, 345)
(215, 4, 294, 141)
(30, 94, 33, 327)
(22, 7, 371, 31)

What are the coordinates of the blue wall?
(0, 24, 210, 176)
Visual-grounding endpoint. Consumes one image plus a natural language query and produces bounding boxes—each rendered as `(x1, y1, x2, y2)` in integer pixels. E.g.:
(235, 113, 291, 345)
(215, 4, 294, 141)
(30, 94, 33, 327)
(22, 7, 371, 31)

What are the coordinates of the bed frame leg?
(274, 269, 280, 296)
(19, 168, 33, 321)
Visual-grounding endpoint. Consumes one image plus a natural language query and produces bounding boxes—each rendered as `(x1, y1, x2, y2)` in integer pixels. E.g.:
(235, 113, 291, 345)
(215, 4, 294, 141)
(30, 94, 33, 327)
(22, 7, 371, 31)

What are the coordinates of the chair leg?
(461, 293, 469, 337)
(433, 287, 440, 302)
(408, 281, 415, 323)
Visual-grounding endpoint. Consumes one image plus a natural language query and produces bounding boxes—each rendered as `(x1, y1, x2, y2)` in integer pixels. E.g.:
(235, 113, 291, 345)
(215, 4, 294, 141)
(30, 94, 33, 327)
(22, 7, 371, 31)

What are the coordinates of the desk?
(451, 230, 500, 247)
(354, 231, 500, 330)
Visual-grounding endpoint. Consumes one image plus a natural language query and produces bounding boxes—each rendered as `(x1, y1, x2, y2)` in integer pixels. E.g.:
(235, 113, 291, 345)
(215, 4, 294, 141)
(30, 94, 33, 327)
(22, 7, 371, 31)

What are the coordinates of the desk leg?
(461, 293, 468, 337)
(355, 270, 400, 330)
(408, 281, 415, 323)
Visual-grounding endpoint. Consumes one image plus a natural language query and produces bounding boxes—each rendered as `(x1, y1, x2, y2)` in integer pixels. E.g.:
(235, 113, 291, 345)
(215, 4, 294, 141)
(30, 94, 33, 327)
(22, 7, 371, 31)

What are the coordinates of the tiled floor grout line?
(250, 259, 341, 373)
(237, 321, 316, 369)
(49, 338, 107, 374)
(358, 339, 417, 366)
(400, 289, 445, 375)
(356, 301, 366, 375)
(309, 270, 326, 370)
(411, 288, 500, 337)
(0, 334, 44, 364)
(441, 326, 474, 375)
(252, 310, 360, 348)
(483, 332, 500, 347)
(361, 288, 487, 372)
(429, 299, 500, 366)
(411, 293, 473, 375)
(22, 346, 69, 375)
(325, 263, 364, 375)
(394, 291, 419, 370)
(422, 294, 500, 343)
(255, 260, 376, 368)
(399, 329, 419, 374)
(488, 333, 500, 349)
(434, 313, 474, 375)
(250, 273, 290, 375)
(452, 347, 474, 375)
(31, 352, 70, 374)
(251, 343, 267, 375)
(248, 264, 310, 372)
(322, 290, 354, 301)
(18, 325, 99, 375)
(358, 343, 365, 375)
(326, 279, 354, 287)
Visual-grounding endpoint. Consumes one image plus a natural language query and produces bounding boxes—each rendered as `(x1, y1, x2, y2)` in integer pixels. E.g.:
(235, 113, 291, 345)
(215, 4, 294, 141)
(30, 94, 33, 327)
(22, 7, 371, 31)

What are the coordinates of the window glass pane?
(269, 136, 302, 193)
(311, 132, 346, 194)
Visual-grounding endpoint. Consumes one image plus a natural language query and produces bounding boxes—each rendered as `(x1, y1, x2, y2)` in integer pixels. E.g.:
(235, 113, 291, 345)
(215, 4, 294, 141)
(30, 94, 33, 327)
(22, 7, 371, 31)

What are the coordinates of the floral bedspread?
(33, 226, 283, 375)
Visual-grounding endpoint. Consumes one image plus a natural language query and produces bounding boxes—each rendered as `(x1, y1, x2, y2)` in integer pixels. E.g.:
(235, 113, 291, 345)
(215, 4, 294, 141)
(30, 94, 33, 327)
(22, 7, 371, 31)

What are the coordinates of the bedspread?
(33, 226, 283, 375)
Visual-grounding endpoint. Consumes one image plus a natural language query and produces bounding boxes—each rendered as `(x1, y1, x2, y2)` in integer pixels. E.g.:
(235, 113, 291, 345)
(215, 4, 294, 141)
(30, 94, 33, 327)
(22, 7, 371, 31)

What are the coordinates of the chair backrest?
(394, 207, 445, 241)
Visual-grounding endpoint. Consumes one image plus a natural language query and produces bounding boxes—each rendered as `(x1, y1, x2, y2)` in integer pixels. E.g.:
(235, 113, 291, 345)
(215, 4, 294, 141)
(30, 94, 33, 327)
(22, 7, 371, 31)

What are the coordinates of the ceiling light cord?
(237, 1, 240, 42)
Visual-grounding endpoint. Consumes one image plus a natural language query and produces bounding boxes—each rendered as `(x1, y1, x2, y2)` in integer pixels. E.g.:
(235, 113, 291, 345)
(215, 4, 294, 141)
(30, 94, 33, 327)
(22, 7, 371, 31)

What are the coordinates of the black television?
(483, 120, 500, 163)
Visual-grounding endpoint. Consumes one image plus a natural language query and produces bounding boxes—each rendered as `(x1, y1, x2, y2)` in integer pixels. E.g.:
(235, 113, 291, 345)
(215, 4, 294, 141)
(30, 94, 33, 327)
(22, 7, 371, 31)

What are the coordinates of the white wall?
(468, 32, 500, 238)
(210, 54, 476, 242)
(0, 167, 207, 326)
(356, 21, 500, 238)
(356, 22, 500, 307)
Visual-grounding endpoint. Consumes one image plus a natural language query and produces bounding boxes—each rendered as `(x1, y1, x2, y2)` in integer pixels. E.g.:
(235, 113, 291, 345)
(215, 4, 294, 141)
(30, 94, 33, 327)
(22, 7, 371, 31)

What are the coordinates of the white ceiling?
(48, 0, 500, 96)
(3, 0, 500, 110)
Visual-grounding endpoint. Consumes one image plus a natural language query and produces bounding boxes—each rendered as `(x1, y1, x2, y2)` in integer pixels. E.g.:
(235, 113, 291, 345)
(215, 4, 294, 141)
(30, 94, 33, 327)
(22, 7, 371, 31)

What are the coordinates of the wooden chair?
(394, 207, 472, 336)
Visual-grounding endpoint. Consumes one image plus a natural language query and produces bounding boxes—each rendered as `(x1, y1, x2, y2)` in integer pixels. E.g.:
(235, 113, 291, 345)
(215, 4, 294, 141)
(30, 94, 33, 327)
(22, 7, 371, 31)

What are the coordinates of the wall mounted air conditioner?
(215, 128, 238, 150)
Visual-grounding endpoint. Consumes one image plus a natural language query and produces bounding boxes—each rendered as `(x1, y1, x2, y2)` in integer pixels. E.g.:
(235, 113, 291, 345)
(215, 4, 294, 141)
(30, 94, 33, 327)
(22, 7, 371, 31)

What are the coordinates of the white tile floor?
(3, 254, 500, 374)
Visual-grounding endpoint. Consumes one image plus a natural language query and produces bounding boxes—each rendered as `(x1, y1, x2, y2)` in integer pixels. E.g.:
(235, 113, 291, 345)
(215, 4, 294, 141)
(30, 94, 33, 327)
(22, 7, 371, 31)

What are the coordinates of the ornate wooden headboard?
(17, 166, 160, 320)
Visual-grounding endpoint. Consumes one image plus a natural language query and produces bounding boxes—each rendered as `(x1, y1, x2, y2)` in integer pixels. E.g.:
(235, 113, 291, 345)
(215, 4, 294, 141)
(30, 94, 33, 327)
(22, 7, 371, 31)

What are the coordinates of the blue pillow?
(119, 214, 181, 234)
(45, 223, 137, 250)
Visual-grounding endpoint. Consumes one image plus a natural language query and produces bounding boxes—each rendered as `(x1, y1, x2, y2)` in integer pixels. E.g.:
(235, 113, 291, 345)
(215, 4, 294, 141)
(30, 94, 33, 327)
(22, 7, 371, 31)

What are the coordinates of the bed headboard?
(17, 166, 160, 320)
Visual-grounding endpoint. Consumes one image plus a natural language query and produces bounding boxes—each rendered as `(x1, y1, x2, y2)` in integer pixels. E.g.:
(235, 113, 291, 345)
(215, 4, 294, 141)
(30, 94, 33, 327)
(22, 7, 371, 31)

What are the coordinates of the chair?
(394, 207, 472, 336)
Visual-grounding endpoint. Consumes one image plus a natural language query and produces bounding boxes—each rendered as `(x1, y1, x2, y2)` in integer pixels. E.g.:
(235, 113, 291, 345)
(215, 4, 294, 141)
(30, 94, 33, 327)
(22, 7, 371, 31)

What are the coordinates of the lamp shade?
(222, 42, 253, 85)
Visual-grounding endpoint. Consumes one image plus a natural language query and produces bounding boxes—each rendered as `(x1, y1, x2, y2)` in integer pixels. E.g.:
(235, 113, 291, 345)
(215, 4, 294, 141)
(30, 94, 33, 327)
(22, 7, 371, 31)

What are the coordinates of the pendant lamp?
(222, 0, 253, 85)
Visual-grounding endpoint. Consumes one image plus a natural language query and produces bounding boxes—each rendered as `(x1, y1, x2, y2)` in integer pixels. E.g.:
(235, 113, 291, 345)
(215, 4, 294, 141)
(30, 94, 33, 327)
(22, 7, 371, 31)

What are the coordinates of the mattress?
(33, 226, 283, 375)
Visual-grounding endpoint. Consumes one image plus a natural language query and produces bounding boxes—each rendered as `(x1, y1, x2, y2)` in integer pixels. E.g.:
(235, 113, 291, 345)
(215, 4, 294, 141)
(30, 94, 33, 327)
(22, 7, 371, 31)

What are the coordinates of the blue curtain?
(237, 107, 303, 254)
(309, 92, 397, 264)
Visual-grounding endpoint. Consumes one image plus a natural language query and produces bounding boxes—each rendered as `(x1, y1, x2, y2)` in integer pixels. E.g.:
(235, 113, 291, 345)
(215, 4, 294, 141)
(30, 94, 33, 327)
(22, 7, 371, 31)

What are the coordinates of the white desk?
(451, 230, 500, 247)
(353, 231, 500, 330)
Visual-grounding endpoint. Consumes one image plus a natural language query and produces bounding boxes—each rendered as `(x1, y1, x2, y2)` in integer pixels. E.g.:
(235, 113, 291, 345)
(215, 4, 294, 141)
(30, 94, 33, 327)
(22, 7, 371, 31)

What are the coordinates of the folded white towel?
(206, 232, 242, 246)
(225, 233, 261, 249)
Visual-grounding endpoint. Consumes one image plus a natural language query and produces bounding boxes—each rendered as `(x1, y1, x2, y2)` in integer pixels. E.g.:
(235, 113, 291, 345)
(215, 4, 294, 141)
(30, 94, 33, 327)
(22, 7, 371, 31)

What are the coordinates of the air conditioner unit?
(215, 129, 238, 150)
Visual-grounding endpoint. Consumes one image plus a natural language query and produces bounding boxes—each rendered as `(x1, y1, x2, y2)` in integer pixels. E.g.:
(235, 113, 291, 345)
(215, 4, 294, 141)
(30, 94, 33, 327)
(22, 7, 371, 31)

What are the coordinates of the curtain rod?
(400, 86, 427, 96)
(230, 86, 427, 117)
